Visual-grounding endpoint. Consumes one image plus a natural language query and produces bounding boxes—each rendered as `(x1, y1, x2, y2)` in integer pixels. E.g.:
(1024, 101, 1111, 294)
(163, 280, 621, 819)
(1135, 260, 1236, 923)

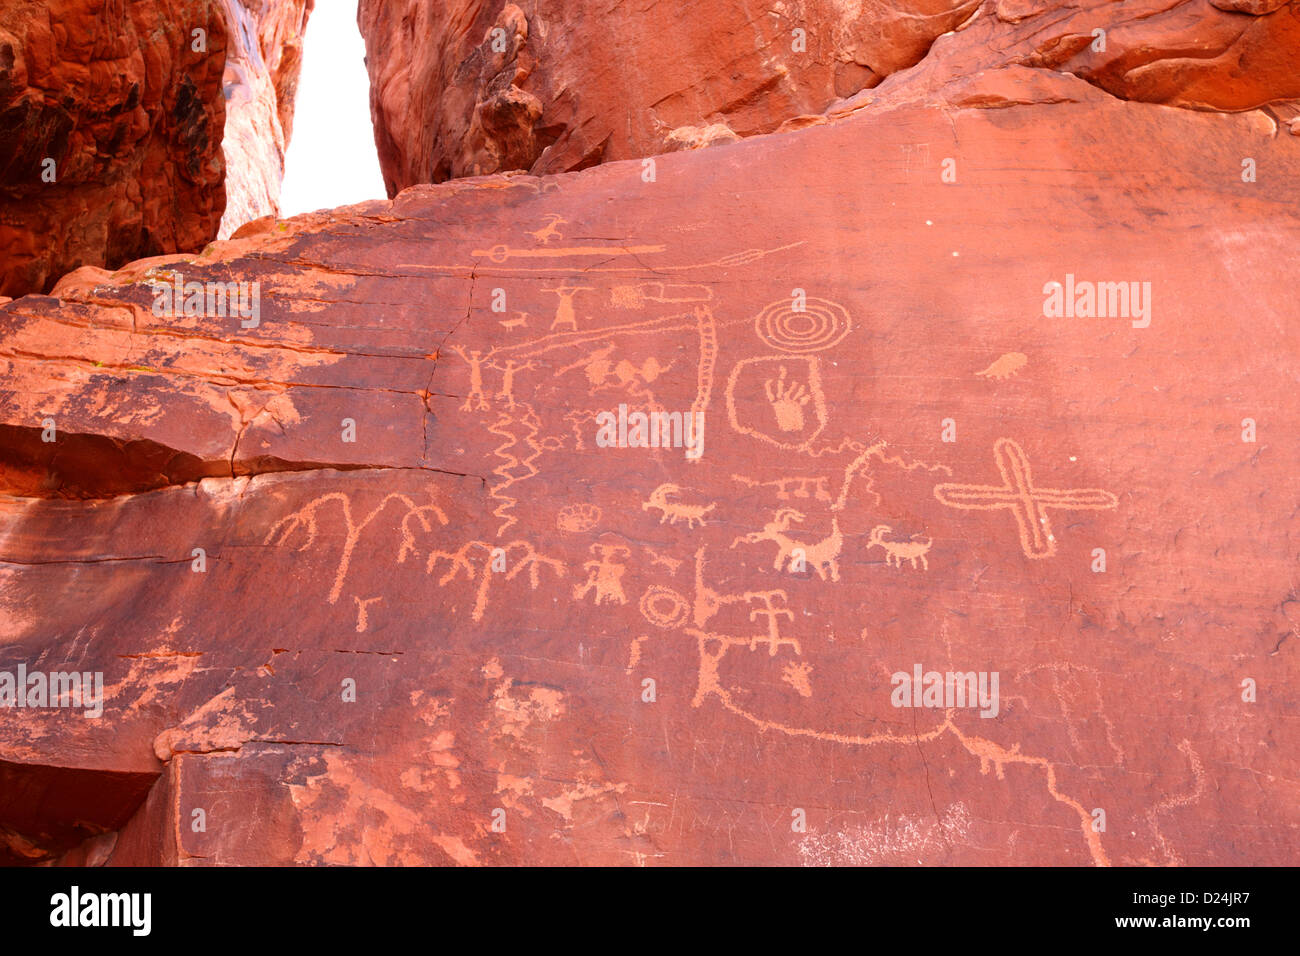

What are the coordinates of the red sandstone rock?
(0, 0, 229, 298)
(359, 0, 1300, 194)
(0, 65, 1296, 864)
(357, 0, 981, 190)
(0, 0, 312, 299)
(217, 0, 314, 238)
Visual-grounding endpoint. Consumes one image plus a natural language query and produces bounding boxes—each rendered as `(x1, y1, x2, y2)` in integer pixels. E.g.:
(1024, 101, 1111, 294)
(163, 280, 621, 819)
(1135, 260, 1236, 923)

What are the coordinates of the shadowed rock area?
(0, 0, 313, 298)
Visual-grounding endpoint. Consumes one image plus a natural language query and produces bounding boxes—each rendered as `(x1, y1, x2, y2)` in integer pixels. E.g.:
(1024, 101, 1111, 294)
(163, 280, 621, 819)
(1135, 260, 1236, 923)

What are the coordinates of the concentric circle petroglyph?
(639, 585, 690, 629)
(754, 298, 851, 352)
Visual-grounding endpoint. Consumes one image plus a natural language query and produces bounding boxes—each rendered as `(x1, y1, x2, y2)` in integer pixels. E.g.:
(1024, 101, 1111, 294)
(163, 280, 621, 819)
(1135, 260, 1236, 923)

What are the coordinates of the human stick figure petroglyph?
(867, 525, 932, 570)
(932, 438, 1118, 559)
(732, 509, 843, 582)
(489, 358, 537, 409)
(450, 346, 489, 412)
(642, 484, 716, 529)
(354, 596, 382, 632)
(264, 491, 449, 605)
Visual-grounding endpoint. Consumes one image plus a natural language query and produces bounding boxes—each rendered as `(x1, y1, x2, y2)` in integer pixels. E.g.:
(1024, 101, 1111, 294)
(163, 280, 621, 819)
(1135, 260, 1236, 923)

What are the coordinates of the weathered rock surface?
(0, 0, 312, 299)
(358, 0, 1300, 193)
(357, 0, 983, 191)
(0, 0, 229, 298)
(217, 0, 314, 238)
(0, 63, 1296, 864)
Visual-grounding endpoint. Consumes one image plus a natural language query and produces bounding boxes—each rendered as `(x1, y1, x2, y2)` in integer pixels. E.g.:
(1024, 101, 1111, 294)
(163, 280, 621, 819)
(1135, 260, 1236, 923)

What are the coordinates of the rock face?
(357, 0, 983, 192)
(0, 0, 229, 299)
(1, 55, 1297, 863)
(0, 0, 313, 299)
(217, 0, 314, 239)
(358, 0, 1300, 194)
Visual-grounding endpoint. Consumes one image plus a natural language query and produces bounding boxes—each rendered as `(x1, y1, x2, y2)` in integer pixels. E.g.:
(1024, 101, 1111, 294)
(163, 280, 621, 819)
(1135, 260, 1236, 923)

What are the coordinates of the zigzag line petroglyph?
(485, 401, 555, 537)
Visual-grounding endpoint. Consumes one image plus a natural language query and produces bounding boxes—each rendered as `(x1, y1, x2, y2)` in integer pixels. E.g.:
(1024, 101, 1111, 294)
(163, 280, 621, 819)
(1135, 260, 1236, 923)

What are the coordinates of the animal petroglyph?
(868, 525, 932, 570)
(499, 311, 530, 330)
(264, 491, 449, 605)
(976, 352, 1028, 380)
(642, 484, 716, 529)
(426, 540, 564, 622)
(644, 547, 684, 574)
(933, 438, 1118, 559)
(574, 543, 631, 606)
(527, 214, 566, 244)
(726, 355, 827, 451)
(754, 297, 852, 353)
(733, 509, 843, 582)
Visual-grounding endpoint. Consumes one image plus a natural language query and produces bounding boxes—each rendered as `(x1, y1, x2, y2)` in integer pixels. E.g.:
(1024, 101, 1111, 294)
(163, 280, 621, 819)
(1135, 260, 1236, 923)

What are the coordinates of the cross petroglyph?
(933, 438, 1118, 559)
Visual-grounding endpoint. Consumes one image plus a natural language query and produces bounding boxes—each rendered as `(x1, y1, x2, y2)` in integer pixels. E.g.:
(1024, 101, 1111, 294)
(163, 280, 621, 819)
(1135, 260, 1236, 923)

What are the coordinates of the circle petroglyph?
(639, 586, 690, 629)
(754, 298, 852, 353)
